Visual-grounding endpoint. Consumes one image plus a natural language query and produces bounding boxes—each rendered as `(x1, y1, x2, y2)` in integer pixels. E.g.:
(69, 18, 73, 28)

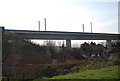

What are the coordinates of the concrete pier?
(66, 39, 71, 49)
(106, 40, 112, 52)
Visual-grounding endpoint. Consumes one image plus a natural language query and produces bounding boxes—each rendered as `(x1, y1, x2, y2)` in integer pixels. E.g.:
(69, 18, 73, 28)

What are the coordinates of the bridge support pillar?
(106, 40, 112, 52)
(0, 27, 4, 79)
(66, 39, 71, 49)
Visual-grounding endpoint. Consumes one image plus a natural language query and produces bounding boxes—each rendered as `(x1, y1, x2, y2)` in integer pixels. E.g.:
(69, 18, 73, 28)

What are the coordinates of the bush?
(111, 53, 120, 65)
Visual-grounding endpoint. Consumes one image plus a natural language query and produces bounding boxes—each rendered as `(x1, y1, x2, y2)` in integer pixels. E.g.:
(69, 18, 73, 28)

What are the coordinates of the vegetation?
(32, 51, 120, 80)
(3, 31, 50, 60)
(32, 56, 119, 79)
(80, 42, 106, 58)
(3, 31, 64, 60)
(33, 65, 119, 80)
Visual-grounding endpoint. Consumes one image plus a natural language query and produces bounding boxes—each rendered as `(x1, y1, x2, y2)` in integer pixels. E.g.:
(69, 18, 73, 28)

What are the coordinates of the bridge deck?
(5, 29, 119, 40)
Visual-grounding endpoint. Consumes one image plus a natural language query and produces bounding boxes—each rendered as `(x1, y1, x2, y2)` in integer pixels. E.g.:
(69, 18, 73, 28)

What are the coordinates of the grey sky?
(0, 0, 119, 47)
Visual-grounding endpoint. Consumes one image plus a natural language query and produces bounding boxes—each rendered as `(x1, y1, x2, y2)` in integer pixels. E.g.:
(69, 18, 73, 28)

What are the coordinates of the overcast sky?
(0, 0, 119, 47)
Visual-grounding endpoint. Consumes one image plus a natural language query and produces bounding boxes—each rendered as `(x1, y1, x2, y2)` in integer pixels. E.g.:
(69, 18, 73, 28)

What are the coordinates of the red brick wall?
(4, 56, 52, 65)
(66, 59, 87, 64)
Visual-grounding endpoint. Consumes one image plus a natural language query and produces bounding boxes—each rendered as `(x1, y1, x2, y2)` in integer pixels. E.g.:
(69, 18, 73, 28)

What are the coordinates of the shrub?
(111, 53, 120, 65)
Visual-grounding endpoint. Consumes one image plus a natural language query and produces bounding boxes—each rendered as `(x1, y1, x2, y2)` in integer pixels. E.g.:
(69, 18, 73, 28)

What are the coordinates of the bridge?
(0, 27, 119, 54)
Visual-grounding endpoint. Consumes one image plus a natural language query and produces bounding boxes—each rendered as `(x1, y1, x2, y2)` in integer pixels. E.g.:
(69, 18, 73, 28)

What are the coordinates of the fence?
(4, 72, 40, 80)
(2, 59, 88, 81)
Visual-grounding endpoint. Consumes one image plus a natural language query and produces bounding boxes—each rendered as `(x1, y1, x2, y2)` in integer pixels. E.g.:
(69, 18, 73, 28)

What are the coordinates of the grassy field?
(33, 65, 119, 80)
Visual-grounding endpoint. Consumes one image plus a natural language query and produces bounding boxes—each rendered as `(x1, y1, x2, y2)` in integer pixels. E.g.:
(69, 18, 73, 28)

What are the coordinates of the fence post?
(7, 74, 9, 81)
(22, 73, 24, 80)
(0, 27, 4, 81)
(36, 72, 38, 78)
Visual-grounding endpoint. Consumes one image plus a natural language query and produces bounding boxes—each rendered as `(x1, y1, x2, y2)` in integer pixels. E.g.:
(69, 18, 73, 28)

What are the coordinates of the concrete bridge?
(0, 27, 119, 55)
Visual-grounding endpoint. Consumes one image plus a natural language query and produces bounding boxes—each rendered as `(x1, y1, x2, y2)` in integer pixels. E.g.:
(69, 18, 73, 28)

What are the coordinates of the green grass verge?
(33, 65, 119, 80)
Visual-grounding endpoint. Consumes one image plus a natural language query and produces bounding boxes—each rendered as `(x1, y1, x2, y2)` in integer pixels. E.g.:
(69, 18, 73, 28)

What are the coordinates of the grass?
(33, 65, 119, 80)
